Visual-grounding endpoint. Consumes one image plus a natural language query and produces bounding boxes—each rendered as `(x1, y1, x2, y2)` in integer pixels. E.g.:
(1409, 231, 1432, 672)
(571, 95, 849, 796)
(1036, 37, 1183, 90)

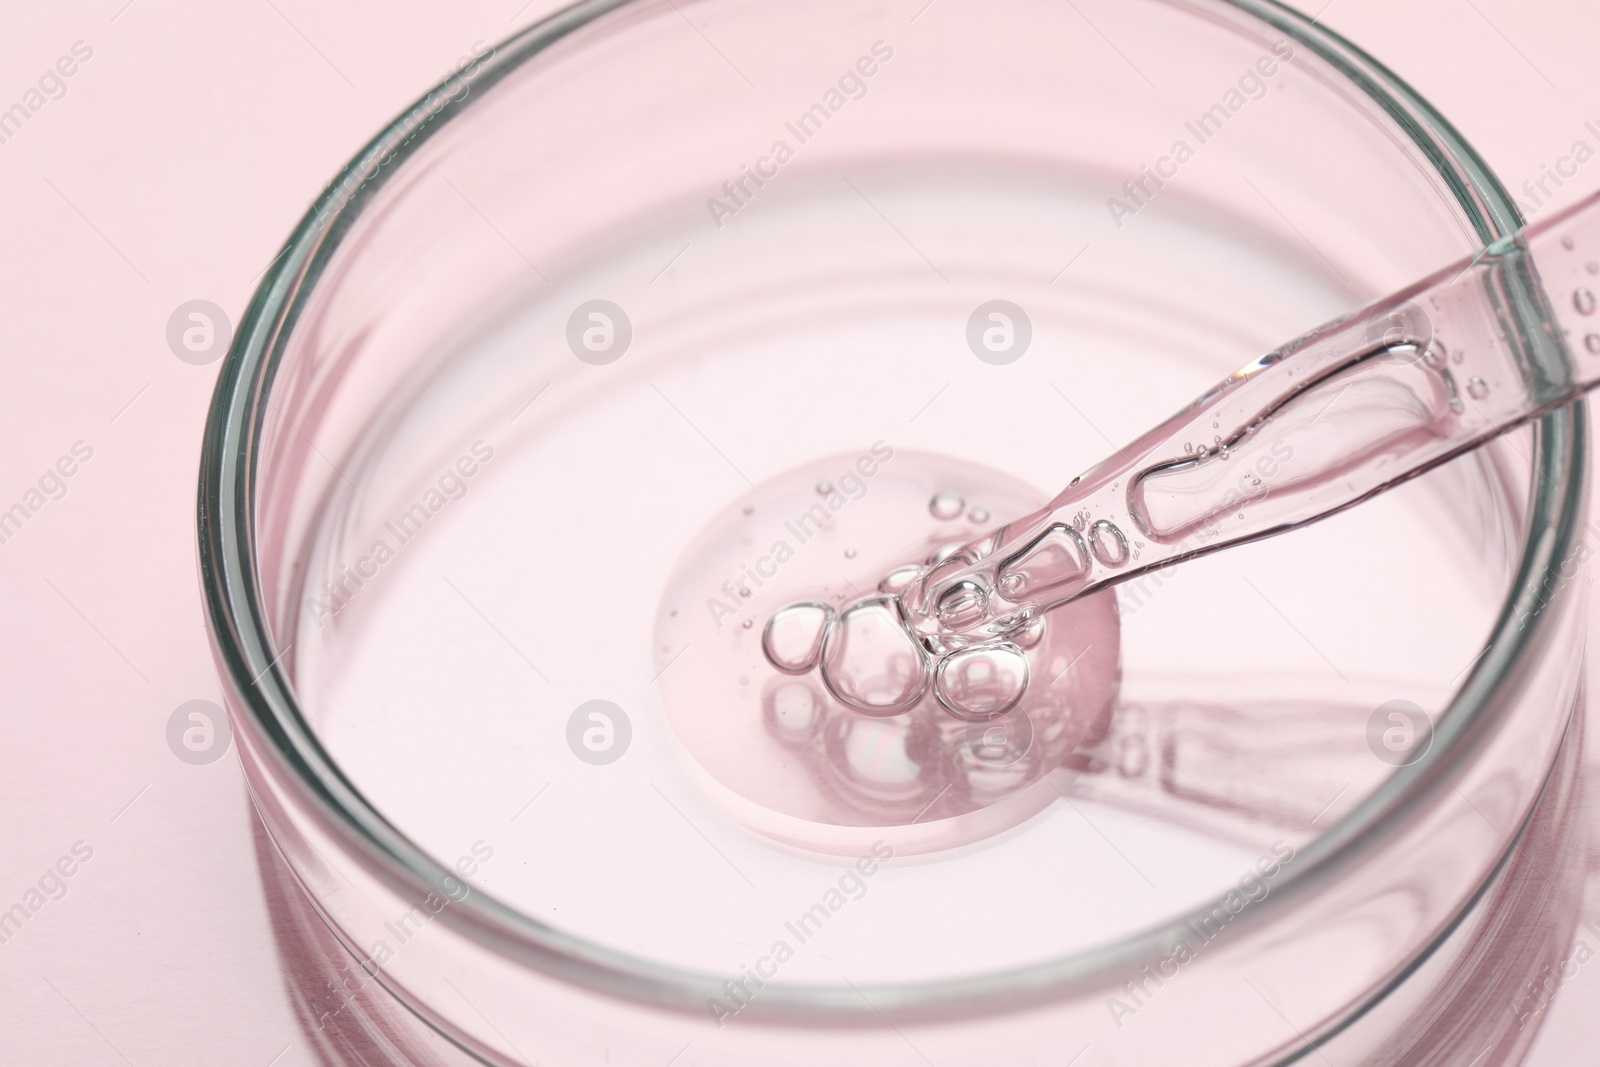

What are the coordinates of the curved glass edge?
(196, 0, 1591, 1021)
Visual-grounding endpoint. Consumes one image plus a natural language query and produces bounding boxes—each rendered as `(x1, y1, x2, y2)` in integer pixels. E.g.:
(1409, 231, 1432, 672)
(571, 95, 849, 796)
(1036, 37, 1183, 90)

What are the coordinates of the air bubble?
(1563, 235, 1577, 250)
(1587, 333, 1600, 354)
(742, 505, 755, 516)
(1576, 289, 1597, 316)
(844, 548, 857, 559)
(1588, 262, 1599, 275)
(879, 565, 922, 594)
(1422, 340, 1448, 369)
(1088, 520, 1130, 567)
(937, 580, 991, 630)
(933, 643, 1029, 722)
(816, 480, 834, 496)
(818, 596, 928, 715)
(743, 619, 754, 629)
(762, 602, 834, 674)
(930, 492, 965, 520)
(1466, 376, 1489, 400)
(968, 507, 990, 523)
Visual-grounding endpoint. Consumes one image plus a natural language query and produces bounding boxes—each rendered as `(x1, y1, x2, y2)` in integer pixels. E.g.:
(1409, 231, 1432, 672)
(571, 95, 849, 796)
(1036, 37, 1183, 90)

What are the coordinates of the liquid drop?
(933, 643, 1030, 721)
(1466, 376, 1489, 400)
(1576, 289, 1597, 316)
(818, 595, 928, 715)
(878, 565, 923, 594)
(762, 602, 834, 674)
(930, 491, 965, 520)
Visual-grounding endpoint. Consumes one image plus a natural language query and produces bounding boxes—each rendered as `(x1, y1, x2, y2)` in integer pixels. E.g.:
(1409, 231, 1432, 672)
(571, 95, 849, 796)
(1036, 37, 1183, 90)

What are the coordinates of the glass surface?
(199, 1, 1591, 1063)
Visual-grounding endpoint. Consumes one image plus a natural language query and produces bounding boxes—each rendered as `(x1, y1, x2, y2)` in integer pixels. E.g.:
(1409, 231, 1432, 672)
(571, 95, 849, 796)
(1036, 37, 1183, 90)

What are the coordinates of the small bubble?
(1466, 376, 1489, 400)
(1575, 289, 1597, 316)
(1449, 396, 1465, 414)
(1563, 235, 1577, 250)
(1422, 340, 1448, 369)
(1587, 333, 1600, 354)
(844, 548, 857, 558)
(1184, 443, 1194, 454)
(742, 505, 754, 516)
(742, 619, 754, 629)
(930, 491, 965, 520)
(1588, 261, 1599, 275)
(879, 565, 922, 594)
(816, 480, 834, 496)
(1451, 349, 1464, 364)
(668, 609, 678, 617)
(739, 587, 752, 598)
(968, 507, 990, 523)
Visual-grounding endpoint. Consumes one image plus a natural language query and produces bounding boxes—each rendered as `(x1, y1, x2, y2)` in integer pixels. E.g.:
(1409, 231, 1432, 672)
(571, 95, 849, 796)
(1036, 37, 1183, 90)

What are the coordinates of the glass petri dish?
(199, 1, 1590, 1063)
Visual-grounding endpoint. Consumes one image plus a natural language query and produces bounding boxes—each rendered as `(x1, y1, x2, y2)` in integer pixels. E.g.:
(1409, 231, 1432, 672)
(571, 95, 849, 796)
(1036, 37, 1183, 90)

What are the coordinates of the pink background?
(3, 0, 1600, 1062)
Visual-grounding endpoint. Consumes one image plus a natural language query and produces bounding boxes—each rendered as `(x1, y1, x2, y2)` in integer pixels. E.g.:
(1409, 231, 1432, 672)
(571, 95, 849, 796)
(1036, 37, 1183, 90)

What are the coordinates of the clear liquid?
(766, 192, 1600, 723)
(294, 169, 1510, 981)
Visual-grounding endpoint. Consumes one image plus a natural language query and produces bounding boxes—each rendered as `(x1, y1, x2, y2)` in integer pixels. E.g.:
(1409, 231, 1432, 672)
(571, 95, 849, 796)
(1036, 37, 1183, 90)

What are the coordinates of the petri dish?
(200, 1, 1590, 1063)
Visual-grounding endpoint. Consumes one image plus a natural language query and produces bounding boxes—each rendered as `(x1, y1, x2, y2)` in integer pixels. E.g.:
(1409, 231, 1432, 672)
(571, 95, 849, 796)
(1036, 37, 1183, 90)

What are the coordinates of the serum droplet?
(762, 602, 835, 675)
(930, 492, 966, 520)
(818, 596, 928, 715)
(933, 643, 1030, 722)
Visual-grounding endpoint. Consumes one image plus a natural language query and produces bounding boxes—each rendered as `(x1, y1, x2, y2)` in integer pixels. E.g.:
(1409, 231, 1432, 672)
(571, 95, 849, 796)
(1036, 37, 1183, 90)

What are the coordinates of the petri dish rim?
(197, 0, 1589, 1024)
